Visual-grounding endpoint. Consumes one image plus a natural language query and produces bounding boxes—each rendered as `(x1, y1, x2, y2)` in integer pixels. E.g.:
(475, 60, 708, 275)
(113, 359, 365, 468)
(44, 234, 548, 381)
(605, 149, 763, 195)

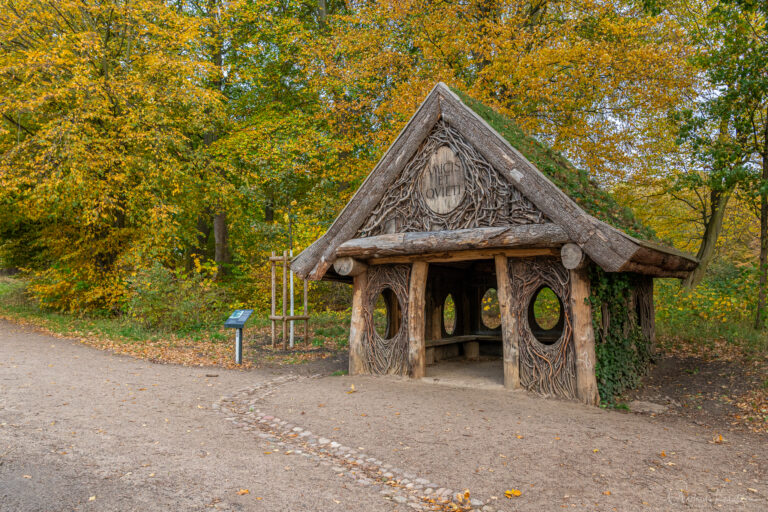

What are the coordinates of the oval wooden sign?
(419, 146, 465, 214)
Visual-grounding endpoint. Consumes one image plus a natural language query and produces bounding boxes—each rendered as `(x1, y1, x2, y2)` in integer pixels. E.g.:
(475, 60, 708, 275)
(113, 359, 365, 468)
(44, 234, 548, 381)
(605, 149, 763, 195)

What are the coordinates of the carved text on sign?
(420, 146, 465, 214)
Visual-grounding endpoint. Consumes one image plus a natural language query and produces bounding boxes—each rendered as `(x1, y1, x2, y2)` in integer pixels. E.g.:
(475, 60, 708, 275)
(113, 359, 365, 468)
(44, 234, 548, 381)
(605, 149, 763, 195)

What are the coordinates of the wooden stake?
(570, 265, 600, 405)
(303, 278, 309, 344)
(495, 254, 520, 389)
(282, 250, 288, 350)
(407, 261, 429, 378)
(348, 270, 368, 375)
(271, 251, 276, 348)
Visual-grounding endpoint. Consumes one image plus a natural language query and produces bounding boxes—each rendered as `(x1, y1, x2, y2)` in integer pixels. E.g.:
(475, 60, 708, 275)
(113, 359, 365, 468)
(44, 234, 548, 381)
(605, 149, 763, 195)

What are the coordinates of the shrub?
(124, 263, 226, 332)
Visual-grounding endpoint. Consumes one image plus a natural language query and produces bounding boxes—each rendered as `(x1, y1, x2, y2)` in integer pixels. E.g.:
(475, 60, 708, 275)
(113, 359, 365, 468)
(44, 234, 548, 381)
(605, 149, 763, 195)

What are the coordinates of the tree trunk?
(264, 197, 274, 223)
(683, 188, 733, 289)
(755, 116, 768, 329)
(318, 0, 327, 28)
(213, 211, 230, 279)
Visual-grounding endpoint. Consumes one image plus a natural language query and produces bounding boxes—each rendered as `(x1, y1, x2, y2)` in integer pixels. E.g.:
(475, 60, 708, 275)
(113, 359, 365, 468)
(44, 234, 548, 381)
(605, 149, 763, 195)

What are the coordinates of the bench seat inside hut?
(291, 83, 698, 404)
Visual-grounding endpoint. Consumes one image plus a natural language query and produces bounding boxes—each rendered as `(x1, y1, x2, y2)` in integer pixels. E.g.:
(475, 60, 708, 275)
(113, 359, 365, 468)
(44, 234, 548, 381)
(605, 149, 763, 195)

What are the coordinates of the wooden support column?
(348, 270, 368, 376)
(570, 265, 600, 405)
(494, 254, 520, 389)
(408, 261, 429, 378)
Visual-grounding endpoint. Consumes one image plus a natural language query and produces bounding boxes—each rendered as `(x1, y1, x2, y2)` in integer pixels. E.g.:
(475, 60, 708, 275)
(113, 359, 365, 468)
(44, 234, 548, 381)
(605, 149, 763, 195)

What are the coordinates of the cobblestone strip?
(214, 376, 501, 512)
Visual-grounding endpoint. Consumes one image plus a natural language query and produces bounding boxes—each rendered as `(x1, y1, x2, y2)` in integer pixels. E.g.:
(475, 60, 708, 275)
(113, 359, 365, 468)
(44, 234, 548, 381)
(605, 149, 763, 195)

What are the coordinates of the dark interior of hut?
(370, 257, 568, 387)
(423, 260, 505, 386)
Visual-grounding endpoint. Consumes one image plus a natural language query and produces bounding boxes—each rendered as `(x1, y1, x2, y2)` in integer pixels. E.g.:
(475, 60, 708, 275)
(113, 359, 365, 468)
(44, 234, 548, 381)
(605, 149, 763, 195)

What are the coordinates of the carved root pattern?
(509, 258, 576, 399)
(361, 265, 411, 375)
(357, 120, 546, 237)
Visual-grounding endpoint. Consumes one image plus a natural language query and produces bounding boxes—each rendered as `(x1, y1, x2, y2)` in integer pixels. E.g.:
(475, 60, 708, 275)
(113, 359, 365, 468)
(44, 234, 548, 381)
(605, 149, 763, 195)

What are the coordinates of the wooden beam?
(570, 266, 600, 405)
(560, 243, 585, 270)
(348, 271, 368, 375)
(336, 224, 569, 259)
(333, 257, 368, 277)
(407, 261, 429, 379)
(368, 248, 558, 265)
(494, 254, 520, 389)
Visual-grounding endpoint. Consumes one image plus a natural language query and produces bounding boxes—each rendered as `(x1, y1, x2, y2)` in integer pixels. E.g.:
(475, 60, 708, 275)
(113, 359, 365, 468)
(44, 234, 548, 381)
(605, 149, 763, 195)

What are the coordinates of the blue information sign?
(224, 309, 253, 329)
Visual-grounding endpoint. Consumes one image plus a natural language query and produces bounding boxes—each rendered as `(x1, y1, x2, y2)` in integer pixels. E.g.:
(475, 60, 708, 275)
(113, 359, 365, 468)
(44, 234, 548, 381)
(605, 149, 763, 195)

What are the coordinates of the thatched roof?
(292, 83, 697, 280)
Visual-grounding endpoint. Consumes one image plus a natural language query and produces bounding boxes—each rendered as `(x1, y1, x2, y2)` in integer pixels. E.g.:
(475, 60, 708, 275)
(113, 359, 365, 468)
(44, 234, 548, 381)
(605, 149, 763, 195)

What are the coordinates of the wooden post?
(495, 254, 520, 389)
(282, 250, 288, 350)
(348, 271, 368, 375)
(408, 261, 429, 378)
(271, 251, 276, 348)
(303, 278, 309, 345)
(429, 298, 442, 362)
(570, 265, 600, 405)
(464, 341, 479, 361)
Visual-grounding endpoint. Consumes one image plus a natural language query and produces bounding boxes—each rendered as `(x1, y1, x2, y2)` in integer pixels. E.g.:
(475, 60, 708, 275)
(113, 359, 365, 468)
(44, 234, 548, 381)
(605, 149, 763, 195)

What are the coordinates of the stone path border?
(214, 376, 502, 512)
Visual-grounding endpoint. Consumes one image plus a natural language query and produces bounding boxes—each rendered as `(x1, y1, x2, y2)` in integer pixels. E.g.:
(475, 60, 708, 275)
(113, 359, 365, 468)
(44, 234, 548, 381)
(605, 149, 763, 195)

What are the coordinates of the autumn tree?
(314, 0, 697, 183)
(669, 0, 767, 303)
(0, 0, 222, 310)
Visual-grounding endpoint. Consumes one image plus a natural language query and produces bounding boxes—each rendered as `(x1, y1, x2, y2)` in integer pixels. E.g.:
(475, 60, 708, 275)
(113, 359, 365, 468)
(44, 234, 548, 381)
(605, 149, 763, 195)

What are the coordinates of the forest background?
(0, 0, 767, 363)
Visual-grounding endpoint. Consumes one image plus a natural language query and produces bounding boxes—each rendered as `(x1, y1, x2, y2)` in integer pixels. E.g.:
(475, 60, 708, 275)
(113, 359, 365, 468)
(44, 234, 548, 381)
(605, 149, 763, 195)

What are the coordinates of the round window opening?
(373, 288, 400, 340)
(481, 288, 501, 330)
(528, 286, 564, 345)
(443, 294, 456, 335)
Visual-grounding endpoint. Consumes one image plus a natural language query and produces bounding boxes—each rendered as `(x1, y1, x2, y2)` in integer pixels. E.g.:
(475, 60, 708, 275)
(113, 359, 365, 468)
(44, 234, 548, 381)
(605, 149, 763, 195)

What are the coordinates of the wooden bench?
(425, 335, 502, 364)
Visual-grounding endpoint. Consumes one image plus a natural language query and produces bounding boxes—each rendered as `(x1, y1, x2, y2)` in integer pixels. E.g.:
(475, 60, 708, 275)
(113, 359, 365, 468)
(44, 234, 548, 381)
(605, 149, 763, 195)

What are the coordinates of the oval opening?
(443, 294, 456, 335)
(373, 288, 400, 340)
(533, 287, 561, 330)
(481, 288, 501, 330)
(528, 286, 564, 345)
(373, 291, 390, 339)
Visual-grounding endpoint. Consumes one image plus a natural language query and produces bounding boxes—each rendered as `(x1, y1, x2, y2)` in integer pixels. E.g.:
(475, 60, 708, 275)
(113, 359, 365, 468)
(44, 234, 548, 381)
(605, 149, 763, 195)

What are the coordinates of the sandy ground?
(255, 374, 768, 511)
(0, 321, 391, 512)
(2, 319, 767, 511)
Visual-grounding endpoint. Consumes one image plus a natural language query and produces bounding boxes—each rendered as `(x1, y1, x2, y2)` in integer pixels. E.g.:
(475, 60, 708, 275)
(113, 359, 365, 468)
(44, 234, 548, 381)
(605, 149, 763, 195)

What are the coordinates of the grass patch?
(657, 313, 768, 361)
(0, 276, 351, 368)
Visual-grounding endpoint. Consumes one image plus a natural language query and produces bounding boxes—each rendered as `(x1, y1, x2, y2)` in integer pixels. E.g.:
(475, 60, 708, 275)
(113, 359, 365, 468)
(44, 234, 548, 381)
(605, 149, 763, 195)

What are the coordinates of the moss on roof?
(451, 88, 654, 241)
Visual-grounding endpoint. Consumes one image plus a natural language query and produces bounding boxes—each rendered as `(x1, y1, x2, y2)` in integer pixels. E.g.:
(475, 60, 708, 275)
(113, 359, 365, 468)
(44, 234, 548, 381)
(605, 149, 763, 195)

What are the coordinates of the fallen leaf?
(593, 448, 600, 453)
(504, 489, 522, 498)
(237, 489, 250, 495)
(89, 496, 96, 501)
(346, 384, 356, 394)
(660, 451, 666, 457)
(22, 475, 31, 479)
(516, 435, 524, 439)
(603, 491, 611, 496)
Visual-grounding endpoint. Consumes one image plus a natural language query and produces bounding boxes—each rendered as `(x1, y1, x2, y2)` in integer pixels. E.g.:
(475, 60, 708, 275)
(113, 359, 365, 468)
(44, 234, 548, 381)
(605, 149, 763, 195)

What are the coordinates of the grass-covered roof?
(451, 89, 654, 241)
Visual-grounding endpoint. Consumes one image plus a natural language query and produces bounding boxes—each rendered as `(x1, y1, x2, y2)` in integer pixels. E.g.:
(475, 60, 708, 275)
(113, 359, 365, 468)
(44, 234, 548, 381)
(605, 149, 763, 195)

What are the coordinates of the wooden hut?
(292, 83, 697, 405)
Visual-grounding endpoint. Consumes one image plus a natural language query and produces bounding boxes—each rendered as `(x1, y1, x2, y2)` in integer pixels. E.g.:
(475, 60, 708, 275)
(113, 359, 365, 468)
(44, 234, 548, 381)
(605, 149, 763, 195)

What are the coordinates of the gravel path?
(0, 321, 391, 511)
(2, 320, 767, 511)
(252, 376, 768, 511)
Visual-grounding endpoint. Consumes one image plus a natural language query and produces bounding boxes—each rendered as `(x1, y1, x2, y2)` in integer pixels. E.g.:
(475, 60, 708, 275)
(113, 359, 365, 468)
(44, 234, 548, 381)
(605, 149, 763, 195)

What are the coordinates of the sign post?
(224, 309, 253, 365)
